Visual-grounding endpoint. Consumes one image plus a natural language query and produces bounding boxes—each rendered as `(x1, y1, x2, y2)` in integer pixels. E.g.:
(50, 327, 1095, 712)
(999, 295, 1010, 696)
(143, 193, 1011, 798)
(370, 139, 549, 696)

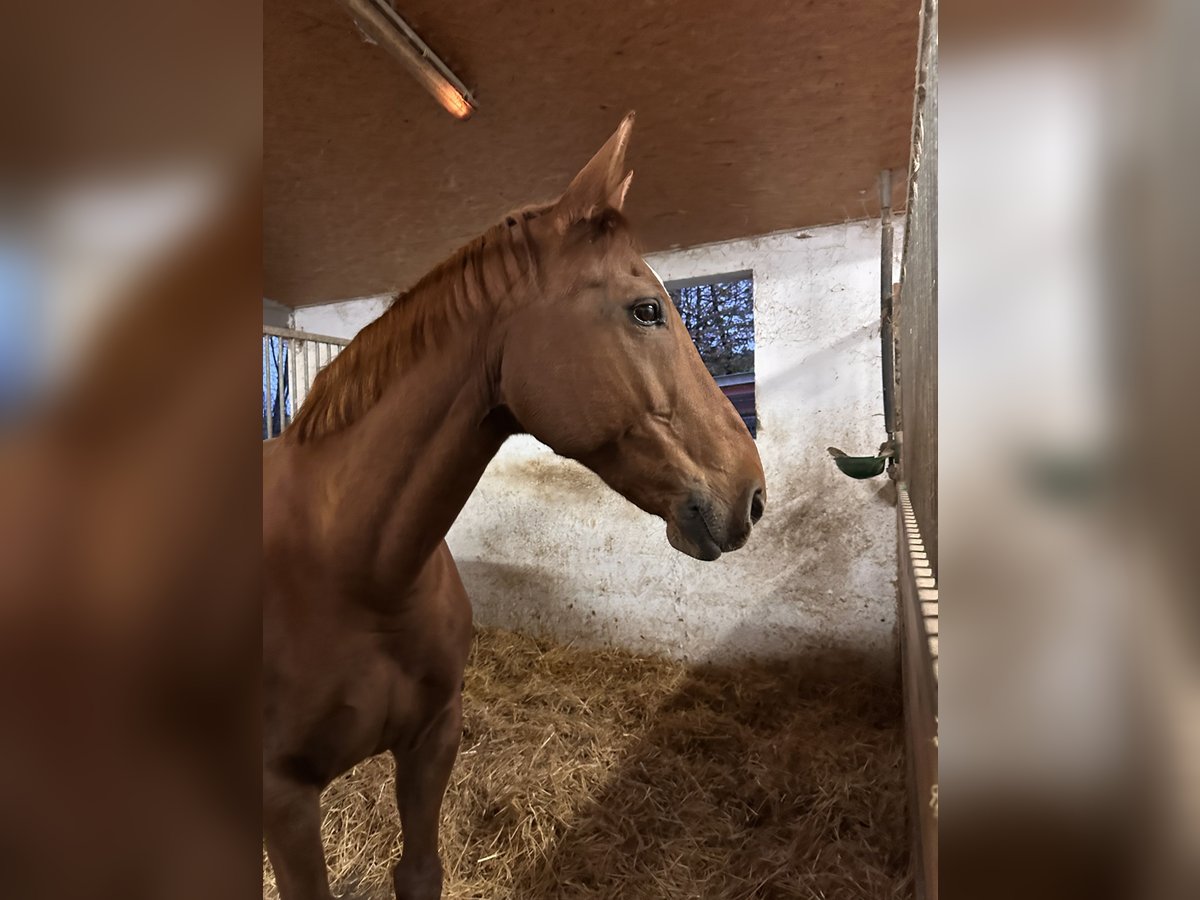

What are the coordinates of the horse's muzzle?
(666, 485, 765, 561)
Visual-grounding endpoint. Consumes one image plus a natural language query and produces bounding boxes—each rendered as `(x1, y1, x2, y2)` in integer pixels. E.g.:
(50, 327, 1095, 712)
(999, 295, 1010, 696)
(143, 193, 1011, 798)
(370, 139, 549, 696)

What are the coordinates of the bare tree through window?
(666, 272, 756, 436)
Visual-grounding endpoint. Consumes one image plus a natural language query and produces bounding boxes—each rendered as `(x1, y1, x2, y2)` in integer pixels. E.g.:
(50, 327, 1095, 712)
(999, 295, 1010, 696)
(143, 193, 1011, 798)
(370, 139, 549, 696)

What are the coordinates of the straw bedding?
(264, 627, 910, 899)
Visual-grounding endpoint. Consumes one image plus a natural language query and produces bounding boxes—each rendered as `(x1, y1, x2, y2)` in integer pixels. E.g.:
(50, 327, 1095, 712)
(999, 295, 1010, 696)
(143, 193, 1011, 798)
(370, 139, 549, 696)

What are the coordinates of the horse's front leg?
(391, 693, 463, 900)
(264, 768, 334, 900)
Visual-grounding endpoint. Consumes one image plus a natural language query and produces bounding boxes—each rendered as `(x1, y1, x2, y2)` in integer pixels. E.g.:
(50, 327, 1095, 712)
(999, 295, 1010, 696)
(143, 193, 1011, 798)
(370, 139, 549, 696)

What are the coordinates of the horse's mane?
(286, 206, 550, 444)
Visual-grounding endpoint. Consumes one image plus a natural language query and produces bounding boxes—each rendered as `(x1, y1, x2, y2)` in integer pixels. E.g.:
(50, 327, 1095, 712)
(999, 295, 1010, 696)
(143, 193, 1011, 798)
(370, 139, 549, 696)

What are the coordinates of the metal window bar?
(262, 326, 350, 440)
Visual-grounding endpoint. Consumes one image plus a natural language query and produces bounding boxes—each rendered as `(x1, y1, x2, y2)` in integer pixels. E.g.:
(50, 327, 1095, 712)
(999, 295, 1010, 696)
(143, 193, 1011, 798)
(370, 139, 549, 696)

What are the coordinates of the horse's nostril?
(749, 488, 765, 525)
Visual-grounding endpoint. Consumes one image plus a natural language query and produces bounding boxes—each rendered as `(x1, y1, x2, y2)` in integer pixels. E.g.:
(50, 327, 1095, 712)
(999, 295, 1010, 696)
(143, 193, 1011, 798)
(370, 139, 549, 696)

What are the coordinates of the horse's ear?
(555, 112, 636, 225)
(608, 170, 634, 211)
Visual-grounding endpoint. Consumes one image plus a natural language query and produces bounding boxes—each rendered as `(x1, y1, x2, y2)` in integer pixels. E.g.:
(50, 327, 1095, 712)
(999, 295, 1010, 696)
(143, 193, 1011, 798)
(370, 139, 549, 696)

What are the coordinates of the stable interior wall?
(293, 219, 900, 670)
(263, 298, 292, 329)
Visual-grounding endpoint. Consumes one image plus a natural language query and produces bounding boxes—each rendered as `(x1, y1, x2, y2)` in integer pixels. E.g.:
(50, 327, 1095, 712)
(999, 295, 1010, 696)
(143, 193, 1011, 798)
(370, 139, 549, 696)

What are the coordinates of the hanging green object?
(827, 444, 892, 480)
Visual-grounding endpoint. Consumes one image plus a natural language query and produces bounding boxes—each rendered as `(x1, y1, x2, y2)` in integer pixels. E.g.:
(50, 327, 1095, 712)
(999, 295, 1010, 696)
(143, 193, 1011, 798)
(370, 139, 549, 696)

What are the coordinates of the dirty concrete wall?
(293, 220, 899, 669)
(262, 298, 292, 329)
(292, 294, 391, 338)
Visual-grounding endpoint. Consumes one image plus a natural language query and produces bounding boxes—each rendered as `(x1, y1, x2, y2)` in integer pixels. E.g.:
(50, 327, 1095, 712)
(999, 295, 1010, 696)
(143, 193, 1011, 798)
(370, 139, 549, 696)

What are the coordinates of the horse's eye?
(632, 301, 661, 325)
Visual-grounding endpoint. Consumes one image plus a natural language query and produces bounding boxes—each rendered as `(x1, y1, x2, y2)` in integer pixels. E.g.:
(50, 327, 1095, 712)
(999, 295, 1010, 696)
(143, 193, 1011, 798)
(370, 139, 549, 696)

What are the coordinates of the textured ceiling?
(266, 0, 919, 306)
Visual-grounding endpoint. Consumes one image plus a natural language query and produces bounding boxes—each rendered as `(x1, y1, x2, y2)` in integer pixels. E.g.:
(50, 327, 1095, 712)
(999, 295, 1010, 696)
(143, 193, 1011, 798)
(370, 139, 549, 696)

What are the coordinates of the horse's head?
(498, 114, 766, 560)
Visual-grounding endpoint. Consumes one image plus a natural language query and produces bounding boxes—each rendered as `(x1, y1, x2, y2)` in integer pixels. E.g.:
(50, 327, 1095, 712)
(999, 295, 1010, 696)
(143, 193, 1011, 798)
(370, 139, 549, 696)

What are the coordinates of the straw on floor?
(264, 627, 910, 899)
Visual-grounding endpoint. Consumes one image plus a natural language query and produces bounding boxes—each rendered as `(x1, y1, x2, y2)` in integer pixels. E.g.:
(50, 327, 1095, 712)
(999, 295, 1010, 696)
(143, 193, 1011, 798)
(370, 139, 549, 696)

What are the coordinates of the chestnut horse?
(262, 114, 766, 900)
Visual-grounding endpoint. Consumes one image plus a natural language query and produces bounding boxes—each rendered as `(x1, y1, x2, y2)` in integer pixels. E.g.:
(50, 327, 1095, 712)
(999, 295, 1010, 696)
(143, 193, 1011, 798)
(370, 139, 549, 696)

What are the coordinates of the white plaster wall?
(293, 295, 391, 340)
(293, 220, 900, 669)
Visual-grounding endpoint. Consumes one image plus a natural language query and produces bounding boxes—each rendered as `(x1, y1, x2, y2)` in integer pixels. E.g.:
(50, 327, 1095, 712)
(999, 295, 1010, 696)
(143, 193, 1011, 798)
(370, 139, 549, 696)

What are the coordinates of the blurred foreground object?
(942, 0, 1199, 898)
(0, 4, 261, 897)
(0, 172, 261, 900)
(0, 173, 261, 900)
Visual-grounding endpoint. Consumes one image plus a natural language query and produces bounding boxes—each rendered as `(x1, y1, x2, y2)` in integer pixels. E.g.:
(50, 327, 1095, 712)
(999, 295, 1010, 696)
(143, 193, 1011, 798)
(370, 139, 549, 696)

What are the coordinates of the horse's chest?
(265, 621, 459, 785)
(263, 544, 471, 785)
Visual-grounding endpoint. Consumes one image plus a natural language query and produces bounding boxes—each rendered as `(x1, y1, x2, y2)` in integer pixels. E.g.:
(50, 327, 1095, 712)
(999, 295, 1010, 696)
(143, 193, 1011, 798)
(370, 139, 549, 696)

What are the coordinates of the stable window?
(665, 271, 756, 436)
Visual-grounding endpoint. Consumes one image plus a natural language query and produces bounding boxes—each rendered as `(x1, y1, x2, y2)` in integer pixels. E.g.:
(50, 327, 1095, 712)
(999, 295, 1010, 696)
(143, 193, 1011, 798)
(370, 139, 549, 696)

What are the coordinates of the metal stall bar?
(893, 0, 938, 897)
(880, 168, 896, 442)
(301, 336, 310, 411)
(898, 484, 938, 900)
(287, 337, 298, 430)
(269, 336, 278, 439)
(262, 335, 271, 438)
(896, 0, 939, 572)
(262, 326, 350, 439)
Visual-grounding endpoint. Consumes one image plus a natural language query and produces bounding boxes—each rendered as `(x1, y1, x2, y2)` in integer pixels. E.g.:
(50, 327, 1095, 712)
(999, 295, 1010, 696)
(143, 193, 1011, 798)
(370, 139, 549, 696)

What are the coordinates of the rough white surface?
(292, 221, 900, 668)
(293, 295, 391, 339)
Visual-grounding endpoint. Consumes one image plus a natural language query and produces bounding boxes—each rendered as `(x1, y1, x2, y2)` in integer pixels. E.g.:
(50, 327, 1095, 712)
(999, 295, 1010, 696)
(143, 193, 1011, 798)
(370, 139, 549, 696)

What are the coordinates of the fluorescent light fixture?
(338, 0, 478, 120)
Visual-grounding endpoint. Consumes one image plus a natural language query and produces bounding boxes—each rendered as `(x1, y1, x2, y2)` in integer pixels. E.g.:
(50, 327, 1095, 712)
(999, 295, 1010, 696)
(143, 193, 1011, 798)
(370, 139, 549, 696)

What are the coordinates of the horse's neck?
(310, 334, 508, 587)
